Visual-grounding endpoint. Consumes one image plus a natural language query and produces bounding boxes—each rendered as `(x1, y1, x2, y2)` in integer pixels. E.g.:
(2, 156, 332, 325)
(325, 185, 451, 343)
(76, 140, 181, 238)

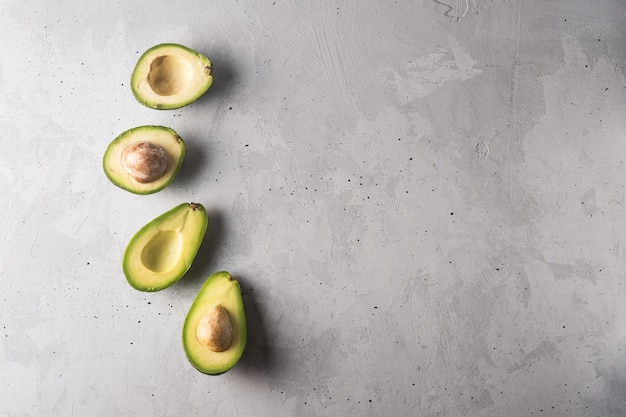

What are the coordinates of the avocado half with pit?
(103, 125, 185, 195)
(123, 202, 208, 292)
(183, 271, 247, 375)
(131, 43, 213, 109)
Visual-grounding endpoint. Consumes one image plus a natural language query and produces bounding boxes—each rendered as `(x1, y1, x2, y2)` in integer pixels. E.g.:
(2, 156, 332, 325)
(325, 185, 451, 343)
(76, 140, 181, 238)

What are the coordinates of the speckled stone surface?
(2, 1, 626, 416)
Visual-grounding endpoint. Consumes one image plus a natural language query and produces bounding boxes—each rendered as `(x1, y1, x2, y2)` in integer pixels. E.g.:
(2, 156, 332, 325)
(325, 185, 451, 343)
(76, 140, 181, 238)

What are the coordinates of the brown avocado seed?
(121, 141, 168, 183)
(196, 304, 233, 352)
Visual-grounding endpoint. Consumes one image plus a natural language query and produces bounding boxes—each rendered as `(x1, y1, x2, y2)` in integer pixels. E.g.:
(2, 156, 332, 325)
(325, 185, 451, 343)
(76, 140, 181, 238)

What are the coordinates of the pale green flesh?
(103, 125, 185, 195)
(131, 43, 213, 110)
(123, 203, 208, 292)
(183, 271, 247, 374)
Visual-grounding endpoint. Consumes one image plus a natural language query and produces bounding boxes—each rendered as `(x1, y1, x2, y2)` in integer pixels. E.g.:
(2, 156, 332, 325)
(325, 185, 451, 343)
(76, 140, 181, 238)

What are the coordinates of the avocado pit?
(196, 304, 233, 352)
(122, 141, 168, 183)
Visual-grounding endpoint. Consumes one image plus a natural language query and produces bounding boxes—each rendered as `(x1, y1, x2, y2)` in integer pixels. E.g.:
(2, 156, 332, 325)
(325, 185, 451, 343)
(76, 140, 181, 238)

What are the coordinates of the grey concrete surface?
(2, 0, 626, 416)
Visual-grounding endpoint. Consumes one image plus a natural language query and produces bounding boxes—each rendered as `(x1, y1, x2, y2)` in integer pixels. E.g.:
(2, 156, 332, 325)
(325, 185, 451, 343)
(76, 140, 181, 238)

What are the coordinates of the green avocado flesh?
(183, 271, 247, 375)
(123, 203, 208, 292)
(131, 43, 213, 110)
(103, 125, 185, 195)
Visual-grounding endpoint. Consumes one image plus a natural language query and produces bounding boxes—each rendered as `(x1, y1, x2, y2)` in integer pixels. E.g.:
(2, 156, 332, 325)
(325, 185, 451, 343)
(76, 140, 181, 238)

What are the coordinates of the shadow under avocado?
(194, 46, 238, 106)
(176, 207, 226, 289)
(171, 136, 210, 190)
(233, 275, 282, 376)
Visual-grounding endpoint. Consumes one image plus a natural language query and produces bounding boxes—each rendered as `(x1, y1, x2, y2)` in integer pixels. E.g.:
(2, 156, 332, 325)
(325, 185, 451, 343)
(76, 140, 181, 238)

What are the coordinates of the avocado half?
(183, 271, 247, 375)
(123, 203, 208, 292)
(131, 43, 213, 110)
(103, 125, 185, 195)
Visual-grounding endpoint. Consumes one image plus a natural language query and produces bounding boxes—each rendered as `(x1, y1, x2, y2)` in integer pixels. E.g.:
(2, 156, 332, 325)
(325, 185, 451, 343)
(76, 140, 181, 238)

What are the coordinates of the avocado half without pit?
(103, 125, 185, 195)
(183, 271, 247, 375)
(131, 43, 213, 109)
(123, 203, 208, 292)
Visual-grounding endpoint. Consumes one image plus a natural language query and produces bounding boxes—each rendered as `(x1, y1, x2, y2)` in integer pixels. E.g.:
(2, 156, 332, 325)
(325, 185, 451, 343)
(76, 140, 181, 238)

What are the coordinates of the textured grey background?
(2, 0, 626, 416)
